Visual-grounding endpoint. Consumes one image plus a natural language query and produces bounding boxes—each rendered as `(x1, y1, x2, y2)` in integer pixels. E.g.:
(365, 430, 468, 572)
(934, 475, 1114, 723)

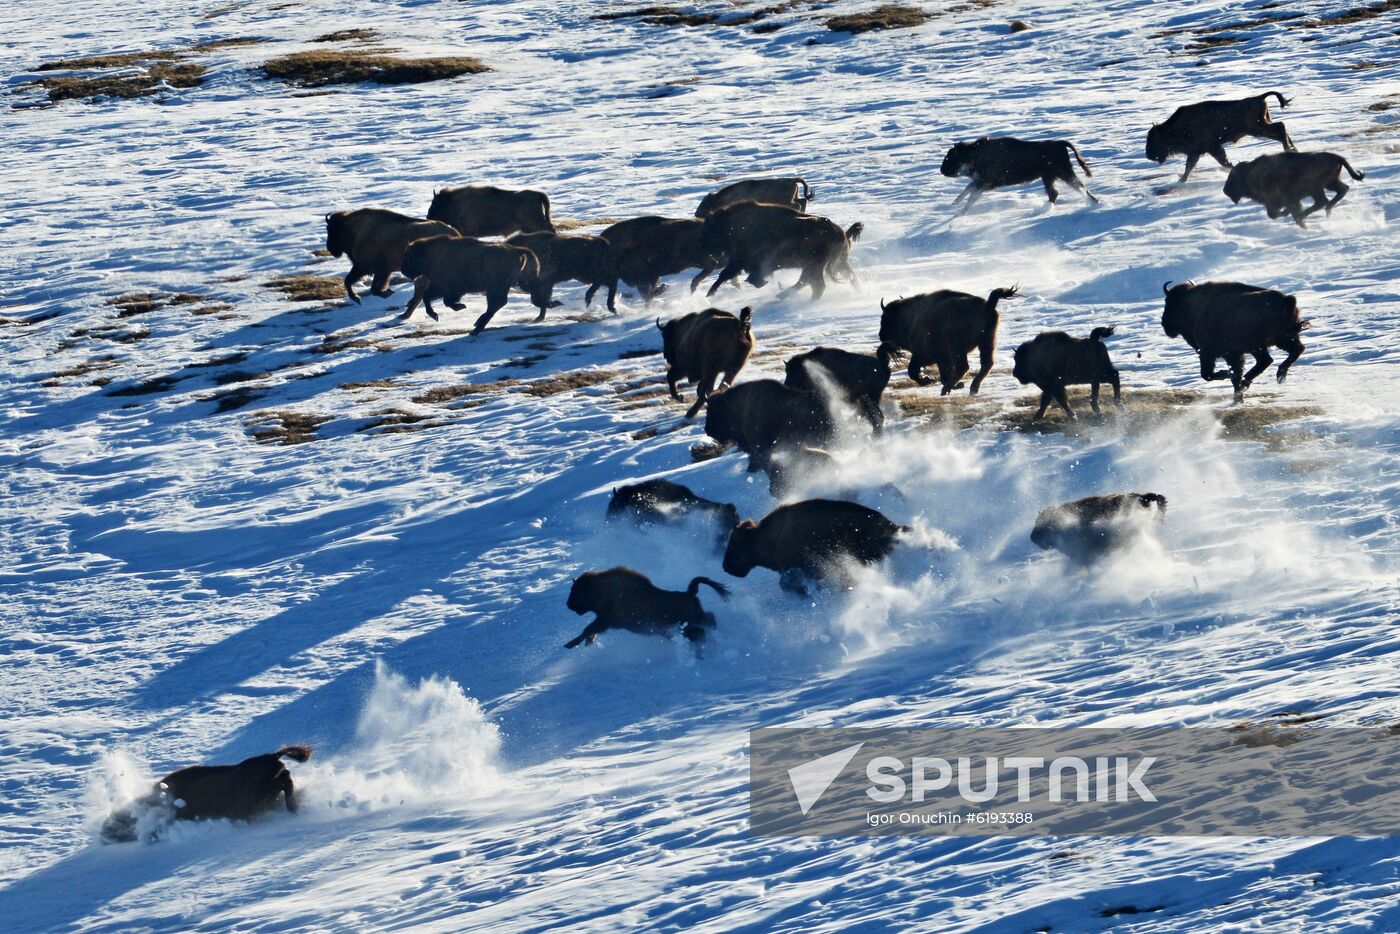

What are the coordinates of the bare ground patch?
(265, 274, 344, 303)
(826, 4, 929, 33)
(246, 410, 330, 445)
(593, 6, 721, 27)
(261, 51, 489, 87)
(106, 290, 212, 318)
(25, 37, 269, 103)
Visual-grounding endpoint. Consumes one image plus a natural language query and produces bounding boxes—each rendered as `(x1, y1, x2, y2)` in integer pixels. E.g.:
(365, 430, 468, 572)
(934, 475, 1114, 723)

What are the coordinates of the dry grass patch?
(106, 290, 211, 317)
(247, 410, 330, 445)
(213, 385, 263, 412)
(44, 356, 119, 384)
(593, 6, 720, 26)
(340, 378, 398, 391)
(314, 29, 380, 43)
(826, 4, 929, 33)
(553, 216, 627, 231)
(690, 440, 729, 462)
(1298, 0, 1400, 27)
(265, 274, 343, 302)
(412, 380, 519, 404)
(261, 51, 489, 87)
(358, 408, 445, 434)
(108, 375, 182, 397)
(520, 369, 619, 397)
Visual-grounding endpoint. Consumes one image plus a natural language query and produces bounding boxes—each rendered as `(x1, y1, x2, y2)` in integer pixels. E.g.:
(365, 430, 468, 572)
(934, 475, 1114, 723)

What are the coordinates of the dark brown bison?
(695, 177, 813, 217)
(594, 216, 722, 303)
(1223, 151, 1365, 226)
(878, 287, 1018, 395)
(426, 185, 553, 238)
(606, 478, 740, 546)
(1032, 493, 1167, 565)
(764, 445, 838, 499)
(941, 137, 1097, 212)
(1161, 281, 1310, 398)
(703, 379, 836, 472)
(399, 235, 540, 332)
(324, 209, 457, 304)
(1012, 327, 1122, 420)
(658, 306, 754, 418)
(722, 498, 907, 594)
(100, 745, 312, 843)
(784, 344, 895, 431)
(564, 567, 727, 648)
(699, 202, 862, 300)
(507, 231, 619, 316)
(1146, 92, 1296, 183)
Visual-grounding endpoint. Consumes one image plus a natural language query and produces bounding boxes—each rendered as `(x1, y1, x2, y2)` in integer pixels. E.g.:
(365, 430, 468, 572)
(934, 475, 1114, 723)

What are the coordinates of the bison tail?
(1163, 281, 1174, 296)
(1263, 90, 1290, 109)
(274, 745, 312, 763)
(688, 576, 730, 600)
(1340, 158, 1364, 181)
(988, 285, 1019, 306)
(655, 316, 665, 333)
(799, 178, 813, 201)
(1064, 141, 1092, 177)
(1297, 318, 1313, 333)
(1089, 325, 1115, 342)
(844, 222, 864, 242)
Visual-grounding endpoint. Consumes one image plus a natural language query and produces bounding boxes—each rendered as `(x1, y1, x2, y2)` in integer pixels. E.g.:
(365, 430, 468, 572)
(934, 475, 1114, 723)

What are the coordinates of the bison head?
(1222, 165, 1246, 204)
(400, 239, 434, 281)
(703, 389, 737, 445)
(1010, 342, 1034, 385)
(324, 212, 349, 259)
(721, 521, 760, 577)
(694, 191, 719, 219)
(877, 297, 914, 350)
(940, 143, 973, 178)
(565, 574, 598, 615)
(426, 189, 453, 226)
(1160, 283, 1190, 339)
(1144, 124, 1168, 164)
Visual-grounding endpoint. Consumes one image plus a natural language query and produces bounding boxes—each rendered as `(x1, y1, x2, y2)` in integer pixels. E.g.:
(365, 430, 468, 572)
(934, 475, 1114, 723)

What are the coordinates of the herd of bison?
(101, 92, 1359, 839)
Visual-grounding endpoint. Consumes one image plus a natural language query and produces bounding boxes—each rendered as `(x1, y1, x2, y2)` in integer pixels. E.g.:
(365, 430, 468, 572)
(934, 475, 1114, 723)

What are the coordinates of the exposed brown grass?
(1298, 0, 1400, 27)
(31, 63, 205, 102)
(412, 380, 519, 404)
(44, 356, 119, 384)
(246, 410, 330, 445)
(826, 4, 929, 33)
(108, 375, 182, 397)
(261, 51, 489, 87)
(341, 378, 399, 391)
(314, 29, 380, 43)
(690, 441, 729, 462)
(265, 274, 343, 302)
(593, 6, 720, 26)
(358, 408, 445, 434)
(519, 369, 618, 397)
(107, 292, 166, 317)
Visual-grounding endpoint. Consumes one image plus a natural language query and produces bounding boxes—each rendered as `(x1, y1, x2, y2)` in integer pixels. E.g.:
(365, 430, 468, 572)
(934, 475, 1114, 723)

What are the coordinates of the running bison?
(699, 202, 862, 300)
(426, 185, 553, 238)
(508, 231, 619, 316)
(101, 745, 312, 843)
(704, 379, 836, 471)
(606, 478, 740, 547)
(941, 137, 1097, 212)
(1032, 493, 1167, 565)
(784, 344, 895, 431)
(595, 216, 722, 303)
(399, 235, 540, 332)
(1012, 327, 1122, 420)
(1223, 151, 1365, 226)
(1146, 92, 1296, 183)
(695, 177, 813, 217)
(564, 567, 727, 648)
(658, 306, 755, 417)
(879, 287, 1019, 395)
(1161, 281, 1309, 398)
(324, 208, 457, 304)
(722, 499, 907, 594)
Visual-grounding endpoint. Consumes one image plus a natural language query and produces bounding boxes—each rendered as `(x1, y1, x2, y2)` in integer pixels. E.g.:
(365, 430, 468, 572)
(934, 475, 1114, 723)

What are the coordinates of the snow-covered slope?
(2, 0, 1399, 929)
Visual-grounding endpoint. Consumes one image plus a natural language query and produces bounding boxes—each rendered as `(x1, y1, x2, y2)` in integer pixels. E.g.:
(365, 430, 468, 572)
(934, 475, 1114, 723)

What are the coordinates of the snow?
(2, 0, 1399, 929)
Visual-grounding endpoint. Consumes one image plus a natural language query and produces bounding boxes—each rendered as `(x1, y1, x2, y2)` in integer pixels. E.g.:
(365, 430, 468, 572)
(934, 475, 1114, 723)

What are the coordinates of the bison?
(722, 498, 907, 594)
(941, 136, 1097, 212)
(695, 176, 813, 217)
(426, 185, 553, 238)
(764, 445, 838, 499)
(594, 216, 722, 303)
(399, 234, 540, 332)
(324, 208, 457, 304)
(658, 306, 754, 418)
(100, 745, 312, 843)
(1161, 281, 1310, 399)
(606, 478, 740, 547)
(704, 379, 836, 472)
(564, 567, 727, 648)
(1223, 151, 1365, 227)
(1146, 92, 1296, 183)
(1031, 493, 1167, 565)
(878, 287, 1019, 395)
(507, 230, 619, 317)
(784, 344, 895, 431)
(1012, 327, 1122, 420)
(699, 202, 862, 300)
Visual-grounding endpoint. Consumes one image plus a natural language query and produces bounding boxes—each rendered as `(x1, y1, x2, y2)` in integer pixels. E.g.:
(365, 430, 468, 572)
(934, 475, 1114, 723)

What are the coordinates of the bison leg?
(1052, 384, 1076, 419)
(400, 278, 427, 320)
(1063, 173, 1099, 204)
(1109, 370, 1122, 408)
(1275, 336, 1304, 383)
(778, 569, 810, 597)
(1289, 201, 1310, 227)
(278, 771, 298, 814)
(565, 620, 607, 649)
(584, 282, 601, 305)
(690, 262, 718, 294)
(707, 259, 745, 298)
(1041, 176, 1060, 204)
(471, 290, 509, 334)
(1199, 353, 1232, 383)
(1324, 181, 1349, 215)
(1207, 145, 1232, 171)
(344, 264, 368, 304)
(529, 284, 558, 321)
(936, 353, 961, 396)
(1263, 120, 1296, 152)
(1178, 152, 1203, 183)
(968, 337, 996, 395)
(666, 367, 683, 401)
(604, 278, 619, 313)
(368, 270, 395, 299)
(1226, 353, 1246, 398)
(1033, 390, 1053, 421)
(907, 358, 933, 387)
(955, 183, 984, 215)
(1089, 382, 1102, 415)
(1242, 348, 1273, 389)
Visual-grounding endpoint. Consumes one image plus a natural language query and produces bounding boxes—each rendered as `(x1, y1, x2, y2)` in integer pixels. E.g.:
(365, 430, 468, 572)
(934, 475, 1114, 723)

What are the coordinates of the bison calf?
(699, 202, 862, 300)
(722, 498, 907, 594)
(1147, 92, 1295, 183)
(704, 379, 836, 472)
(1223, 151, 1364, 227)
(324, 208, 457, 304)
(400, 235, 540, 333)
(101, 745, 312, 843)
(695, 177, 813, 217)
(1012, 327, 1122, 420)
(658, 306, 754, 418)
(427, 185, 553, 238)
(1032, 493, 1167, 565)
(1162, 281, 1310, 399)
(564, 567, 727, 648)
(784, 344, 895, 431)
(879, 287, 1018, 395)
(941, 137, 1097, 212)
(508, 230, 619, 316)
(606, 478, 739, 547)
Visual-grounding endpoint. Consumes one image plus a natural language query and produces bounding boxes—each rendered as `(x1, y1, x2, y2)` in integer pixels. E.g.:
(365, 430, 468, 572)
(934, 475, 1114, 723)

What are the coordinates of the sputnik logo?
(787, 742, 865, 816)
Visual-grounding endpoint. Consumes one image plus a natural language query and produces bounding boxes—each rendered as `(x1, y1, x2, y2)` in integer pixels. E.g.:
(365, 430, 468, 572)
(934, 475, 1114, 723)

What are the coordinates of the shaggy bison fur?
(1012, 326, 1122, 420)
(1031, 493, 1167, 565)
(703, 379, 836, 472)
(1223, 151, 1365, 226)
(878, 287, 1019, 395)
(784, 343, 895, 431)
(595, 216, 722, 303)
(324, 208, 457, 304)
(722, 498, 907, 594)
(507, 230, 619, 317)
(606, 478, 740, 547)
(695, 177, 813, 217)
(426, 185, 553, 238)
(941, 136, 1097, 212)
(699, 202, 862, 300)
(564, 567, 727, 648)
(1146, 92, 1295, 183)
(1161, 281, 1310, 398)
(400, 234, 540, 332)
(658, 306, 754, 418)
